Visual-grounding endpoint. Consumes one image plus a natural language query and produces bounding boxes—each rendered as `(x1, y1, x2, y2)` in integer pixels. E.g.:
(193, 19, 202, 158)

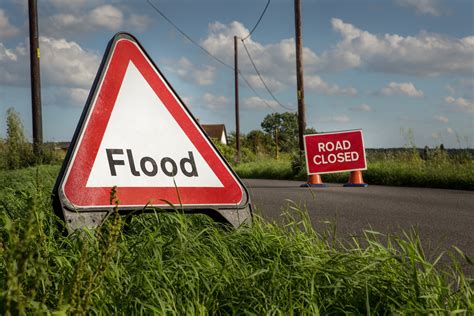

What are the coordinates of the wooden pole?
(294, 0, 306, 153)
(28, 0, 43, 154)
(234, 36, 241, 161)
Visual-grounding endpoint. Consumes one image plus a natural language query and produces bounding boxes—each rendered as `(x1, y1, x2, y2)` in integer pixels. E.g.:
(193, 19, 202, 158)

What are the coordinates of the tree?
(261, 112, 299, 154)
(4, 108, 33, 169)
(242, 130, 273, 155)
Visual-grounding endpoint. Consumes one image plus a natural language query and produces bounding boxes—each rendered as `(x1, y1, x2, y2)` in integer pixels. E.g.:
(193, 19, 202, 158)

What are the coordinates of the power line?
(146, 0, 286, 112)
(241, 0, 271, 41)
(147, 0, 233, 70)
(241, 39, 296, 111)
(238, 71, 284, 111)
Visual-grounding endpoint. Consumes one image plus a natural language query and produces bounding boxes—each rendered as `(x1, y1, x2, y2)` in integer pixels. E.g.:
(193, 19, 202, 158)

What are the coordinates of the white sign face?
(86, 61, 223, 188)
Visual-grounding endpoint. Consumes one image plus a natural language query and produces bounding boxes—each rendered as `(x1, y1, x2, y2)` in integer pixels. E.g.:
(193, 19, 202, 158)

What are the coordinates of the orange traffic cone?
(301, 174, 327, 187)
(343, 170, 368, 187)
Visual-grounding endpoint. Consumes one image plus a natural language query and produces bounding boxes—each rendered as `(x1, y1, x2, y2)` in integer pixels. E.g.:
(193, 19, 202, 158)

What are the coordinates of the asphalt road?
(243, 179, 474, 274)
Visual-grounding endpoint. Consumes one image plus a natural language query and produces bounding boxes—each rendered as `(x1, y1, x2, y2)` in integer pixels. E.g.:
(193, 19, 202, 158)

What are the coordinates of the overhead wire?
(146, 0, 233, 71)
(241, 40, 296, 111)
(241, 0, 271, 41)
(146, 0, 290, 112)
(239, 0, 296, 111)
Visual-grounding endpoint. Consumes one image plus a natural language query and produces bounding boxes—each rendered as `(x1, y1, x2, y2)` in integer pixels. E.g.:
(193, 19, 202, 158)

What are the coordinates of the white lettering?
(343, 140, 351, 150)
(326, 142, 334, 151)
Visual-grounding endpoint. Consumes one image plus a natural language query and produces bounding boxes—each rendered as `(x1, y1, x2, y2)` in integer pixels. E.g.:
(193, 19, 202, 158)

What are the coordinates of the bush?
(0, 108, 63, 170)
(2, 108, 34, 169)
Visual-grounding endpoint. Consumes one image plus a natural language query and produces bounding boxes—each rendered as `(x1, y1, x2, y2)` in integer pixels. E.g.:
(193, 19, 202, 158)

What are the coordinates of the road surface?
(243, 179, 474, 274)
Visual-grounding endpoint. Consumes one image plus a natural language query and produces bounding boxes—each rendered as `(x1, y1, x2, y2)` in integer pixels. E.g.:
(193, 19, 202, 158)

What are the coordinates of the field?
(0, 166, 473, 314)
(235, 149, 474, 190)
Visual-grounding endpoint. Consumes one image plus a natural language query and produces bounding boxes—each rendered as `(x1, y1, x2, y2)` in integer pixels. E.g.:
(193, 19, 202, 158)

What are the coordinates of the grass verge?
(235, 158, 474, 190)
(0, 166, 472, 314)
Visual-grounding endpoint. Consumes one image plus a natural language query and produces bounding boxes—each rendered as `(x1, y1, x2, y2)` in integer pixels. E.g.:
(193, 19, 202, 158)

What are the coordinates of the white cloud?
(352, 103, 374, 112)
(0, 41, 27, 85)
(49, 87, 89, 107)
(202, 92, 228, 109)
(242, 96, 279, 110)
(128, 13, 153, 32)
(431, 132, 441, 140)
(0, 9, 20, 39)
(0, 37, 100, 90)
(165, 57, 216, 86)
(444, 96, 474, 113)
(395, 0, 444, 16)
(306, 75, 357, 96)
(192, 21, 359, 97)
(47, 0, 104, 9)
(88, 4, 123, 30)
(200, 21, 336, 91)
(40, 37, 101, 88)
(50, 4, 124, 32)
(319, 115, 351, 124)
(246, 75, 286, 92)
(434, 115, 449, 123)
(446, 127, 454, 135)
(326, 18, 474, 76)
(378, 82, 424, 97)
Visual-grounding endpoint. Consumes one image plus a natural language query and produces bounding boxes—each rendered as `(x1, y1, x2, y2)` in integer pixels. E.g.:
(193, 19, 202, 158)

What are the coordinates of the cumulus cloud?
(351, 103, 374, 112)
(202, 93, 228, 109)
(446, 127, 454, 135)
(306, 75, 357, 96)
(378, 82, 424, 97)
(50, 4, 124, 31)
(48, 4, 152, 35)
(326, 18, 474, 76)
(0, 9, 20, 39)
(434, 115, 449, 123)
(49, 87, 90, 107)
(0, 37, 100, 104)
(319, 115, 351, 124)
(200, 21, 353, 94)
(164, 57, 216, 86)
(47, 0, 104, 9)
(242, 96, 279, 110)
(40, 37, 101, 88)
(444, 96, 474, 113)
(395, 0, 444, 16)
(88, 4, 123, 29)
(128, 13, 153, 32)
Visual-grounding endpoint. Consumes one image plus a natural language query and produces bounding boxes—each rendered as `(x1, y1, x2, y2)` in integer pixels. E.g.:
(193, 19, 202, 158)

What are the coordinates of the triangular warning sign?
(54, 33, 249, 214)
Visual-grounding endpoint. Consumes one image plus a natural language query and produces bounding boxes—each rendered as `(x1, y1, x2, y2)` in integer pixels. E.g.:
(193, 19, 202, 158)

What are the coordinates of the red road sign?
(304, 130, 367, 175)
(55, 33, 248, 211)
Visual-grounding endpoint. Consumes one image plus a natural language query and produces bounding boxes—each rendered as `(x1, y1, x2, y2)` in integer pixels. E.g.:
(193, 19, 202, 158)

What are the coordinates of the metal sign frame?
(52, 33, 252, 233)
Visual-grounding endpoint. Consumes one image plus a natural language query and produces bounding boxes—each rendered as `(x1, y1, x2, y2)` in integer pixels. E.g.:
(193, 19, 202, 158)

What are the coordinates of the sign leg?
(62, 209, 111, 234)
(212, 204, 253, 228)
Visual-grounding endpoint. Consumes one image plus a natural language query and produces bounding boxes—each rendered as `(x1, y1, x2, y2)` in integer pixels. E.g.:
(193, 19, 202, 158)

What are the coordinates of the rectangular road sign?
(303, 130, 367, 175)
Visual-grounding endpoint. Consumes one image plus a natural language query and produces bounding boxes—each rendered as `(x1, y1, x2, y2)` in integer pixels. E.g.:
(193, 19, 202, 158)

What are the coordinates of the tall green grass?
(0, 167, 472, 314)
(234, 150, 474, 190)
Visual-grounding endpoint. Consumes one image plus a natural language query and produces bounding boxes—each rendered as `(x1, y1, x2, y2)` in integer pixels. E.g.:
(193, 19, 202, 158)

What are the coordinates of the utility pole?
(294, 0, 306, 153)
(234, 36, 241, 161)
(28, 0, 43, 154)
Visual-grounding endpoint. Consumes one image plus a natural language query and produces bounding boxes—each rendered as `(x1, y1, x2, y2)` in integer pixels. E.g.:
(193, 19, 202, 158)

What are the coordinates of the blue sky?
(0, 0, 472, 148)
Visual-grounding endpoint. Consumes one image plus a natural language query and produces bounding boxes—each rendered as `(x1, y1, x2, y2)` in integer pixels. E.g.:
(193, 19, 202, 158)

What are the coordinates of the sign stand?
(53, 33, 252, 233)
(302, 130, 367, 187)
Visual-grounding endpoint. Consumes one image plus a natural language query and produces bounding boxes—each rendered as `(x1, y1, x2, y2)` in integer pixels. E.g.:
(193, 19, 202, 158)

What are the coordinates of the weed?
(0, 167, 472, 314)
